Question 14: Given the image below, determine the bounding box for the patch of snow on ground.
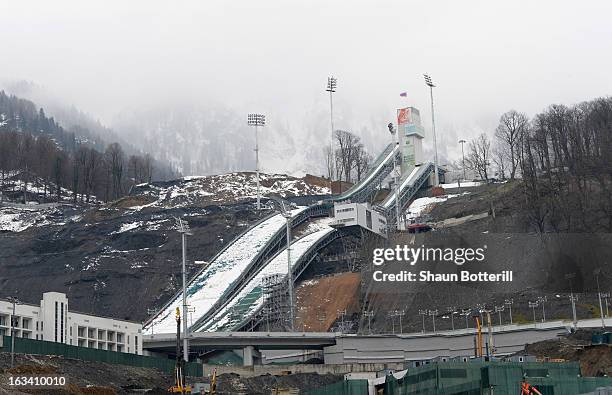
[440,181,483,189]
[405,193,466,222]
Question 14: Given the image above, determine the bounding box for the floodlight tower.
[424,74,439,186]
[277,200,295,331]
[247,113,266,210]
[176,218,193,362]
[326,77,337,193]
[459,139,467,181]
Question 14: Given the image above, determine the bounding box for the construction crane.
[169,307,191,394]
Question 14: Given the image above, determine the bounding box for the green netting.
[303,379,368,395]
[1,336,203,377]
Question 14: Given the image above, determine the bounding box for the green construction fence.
[1,335,203,377]
[303,379,368,395]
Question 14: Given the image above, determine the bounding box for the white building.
[331,202,387,237]
[0,292,142,354]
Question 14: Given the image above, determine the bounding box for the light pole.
[537,296,547,322]
[447,307,456,331]
[146,308,159,335]
[7,297,19,368]
[176,218,192,362]
[326,76,337,194]
[388,311,396,334]
[565,273,578,327]
[504,299,514,325]
[528,301,539,325]
[388,123,401,230]
[247,113,266,210]
[337,309,346,333]
[424,74,439,186]
[396,310,405,334]
[495,306,504,326]
[363,311,374,334]
[429,309,438,332]
[594,268,605,328]
[461,309,471,329]
[459,139,467,181]
[418,310,427,333]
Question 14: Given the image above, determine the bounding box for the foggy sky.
[1,0,611,168]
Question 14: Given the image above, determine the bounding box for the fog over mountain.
[1,0,610,176]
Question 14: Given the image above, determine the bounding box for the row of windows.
[336,207,355,213]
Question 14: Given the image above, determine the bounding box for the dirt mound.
[295,272,361,331]
[523,331,612,377]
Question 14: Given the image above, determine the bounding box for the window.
[366,210,372,229]
[60,303,64,343]
[54,301,58,342]
[36,321,38,331]
[21,332,30,339]
[135,336,138,352]
[22,319,30,330]
[0,315,6,326]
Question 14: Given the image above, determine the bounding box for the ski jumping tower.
[397,107,425,175]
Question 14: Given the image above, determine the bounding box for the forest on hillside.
[463,96,612,232]
[0,91,179,203]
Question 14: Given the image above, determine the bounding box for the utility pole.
[504,299,514,325]
[326,77,337,194]
[176,218,192,362]
[424,74,439,186]
[388,123,401,230]
[388,311,396,334]
[602,293,610,318]
[247,114,266,210]
[7,297,19,368]
[594,268,605,328]
[459,139,467,181]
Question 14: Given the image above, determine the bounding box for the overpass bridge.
[143,317,612,366]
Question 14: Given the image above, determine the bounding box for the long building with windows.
[0,292,142,354]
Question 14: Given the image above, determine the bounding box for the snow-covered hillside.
[131,172,330,208]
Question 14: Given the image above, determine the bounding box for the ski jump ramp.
[144,145,427,335]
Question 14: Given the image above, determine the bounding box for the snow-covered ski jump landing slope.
[144,208,306,334]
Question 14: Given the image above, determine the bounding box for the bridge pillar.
[243,345,256,366]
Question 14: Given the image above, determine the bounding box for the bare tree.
[467,133,491,181]
[495,110,528,180]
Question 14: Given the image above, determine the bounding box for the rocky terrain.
[0,172,329,322]
[0,352,174,394]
